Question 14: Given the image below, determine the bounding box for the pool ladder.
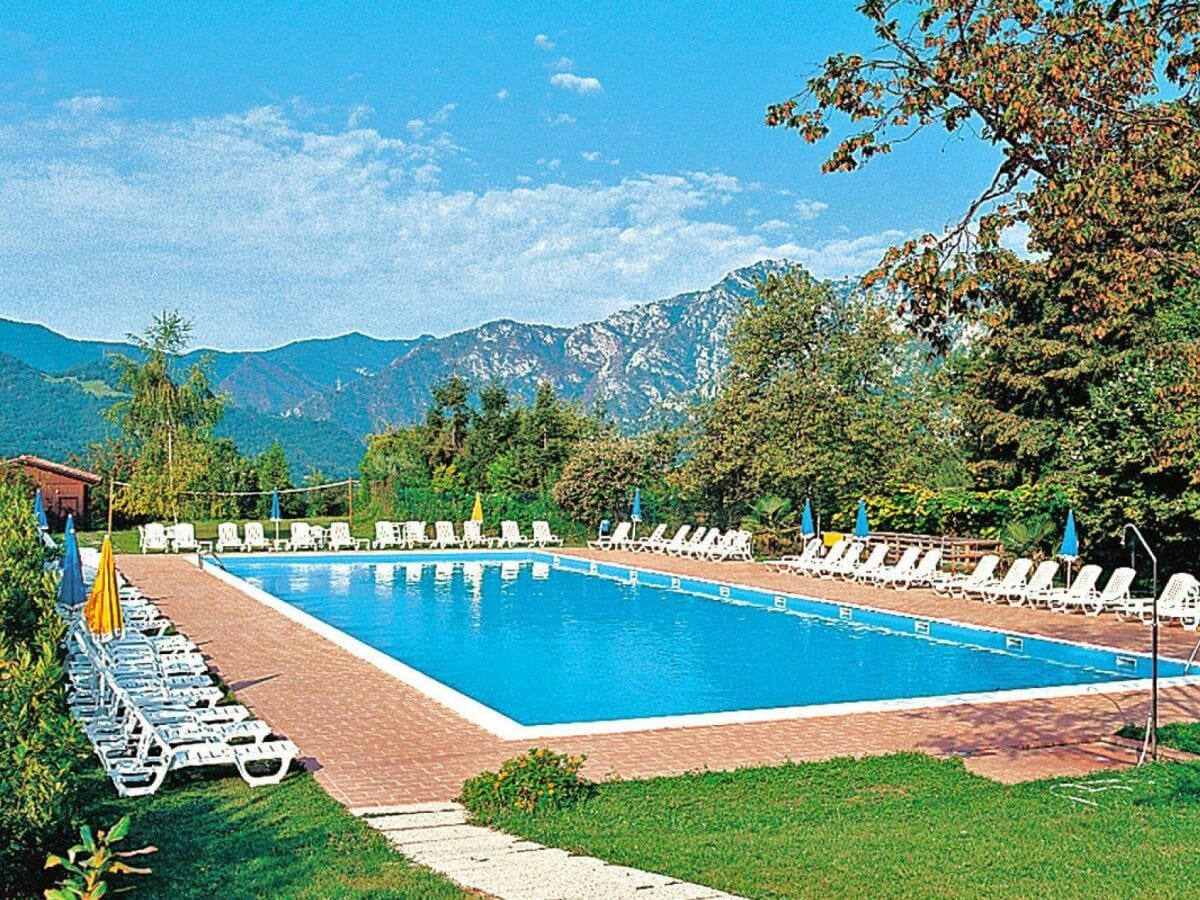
[1186,639,1200,675]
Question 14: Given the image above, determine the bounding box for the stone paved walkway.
[115,551,1200,808]
[355,803,739,899]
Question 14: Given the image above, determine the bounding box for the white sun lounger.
[242,522,270,552]
[287,522,318,551]
[819,541,863,579]
[461,520,493,548]
[975,558,1033,603]
[402,521,431,548]
[531,520,562,547]
[681,528,723,558]
[634,523,668,551]
[169,523,199,553]
[432,520,462,548]
[327,522,366,551]
[870,546,920,587]
[848,543,890,581]
[498,520,534,547]
[1009,560,1060,607]
[930,554,1000,597]
[374,521,402,549]
[1042,564,1103,613]
[588,521,631,550]
[1114,572,1200,628]
[139,523,169,554]
[659,525,696,555]
[215,523,241,553]
[764,538,822,573]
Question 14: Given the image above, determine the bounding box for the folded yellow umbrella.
[84,536,124,639]
[471,492,484,523]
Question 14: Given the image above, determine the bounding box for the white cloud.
[533,33,555,50]
[793,199,829,221]
[496,88,509,101]
[549,72,603,94]
[754,219,791,233]
[406,118,425,135]
[431,103,456,124]
[551,56,575,71]
[581,151,601,162]
[347,103,373,128]
[544,112,576,126]
[0,104,891,347]
[55,93,122,116]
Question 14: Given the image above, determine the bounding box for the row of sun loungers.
[372,519,562,549]
[765,539,1200,629]
[588,522,755,562]
[141,519,564,553]
[64,575,298,797]
[767,538,942,590]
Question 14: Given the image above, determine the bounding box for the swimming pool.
[213,551,1191,738]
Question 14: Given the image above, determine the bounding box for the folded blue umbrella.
[1058,509,1079,559]
[58,514,86,608]
[631,488,643,523]
[854,499,870,539]
[34,488,48,529]
[801,498,815,538]
[270,488,281,521]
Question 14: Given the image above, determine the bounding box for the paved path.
[116,551,1200,807]
[355,803,739,899]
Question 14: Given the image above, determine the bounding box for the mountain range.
[0,260,792,475]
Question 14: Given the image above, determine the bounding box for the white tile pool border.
[199,552,1200,742]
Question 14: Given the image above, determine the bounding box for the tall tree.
[767,0,1200,349]
[105,310,224,520]
[686,268,960,524]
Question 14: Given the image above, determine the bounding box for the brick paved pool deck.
[116,550,1200,807]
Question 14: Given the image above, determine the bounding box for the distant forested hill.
[1,260,804,472]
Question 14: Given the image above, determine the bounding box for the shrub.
[44,814,155,899]
[459,748,593,818]
[0,481,88,896]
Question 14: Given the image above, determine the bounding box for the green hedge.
[856,483,1073,539]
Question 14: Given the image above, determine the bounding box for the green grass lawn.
[73,769,464,899]
[469,750,1200,898]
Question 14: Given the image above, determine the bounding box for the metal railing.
[1123,523,1159,764]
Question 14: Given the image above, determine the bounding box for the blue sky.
[0,1,1001,348]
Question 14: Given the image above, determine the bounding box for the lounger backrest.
[820,539,847,566]
[609,521,631,543]
[699,528,722,548]
[915,548,942,576]
[1071,564,1103,596]
[1001,558,1033,587]
[890,546,920,573]
[174,523,196,543]
[798,539,822,561]
[435,521,456,543]
[218,523,238,545]
[643,523,667,543]
[1026,560,1059,593]
[291,522,311,542]
[330,522,351,543]
[245,522,265,545]
[463,520,482,542]
[405,521,426,542]
[144,523,167,547]
[970,555,1000,583]
[667,525,691,546]
[1098,567,1136,603]
[501,520,521,542]
[375,521,395,544]
[687,526,707,545]
[859,543,889,570]
[1158,573,1200,612]
[532,521,554,541]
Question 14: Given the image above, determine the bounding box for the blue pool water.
[223,553,1180,726]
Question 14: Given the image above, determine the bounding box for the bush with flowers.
[459,748,593,817]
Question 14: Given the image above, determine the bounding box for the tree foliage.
[104,311,225,520]
[685,268,961,524]
[552,433,679,528]
[767,0,1200,350]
